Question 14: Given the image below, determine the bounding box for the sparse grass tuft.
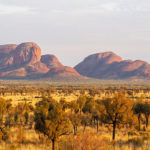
[128,137,144,146]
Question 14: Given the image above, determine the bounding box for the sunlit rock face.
[75,52,150,79]
[0,42,83,80]
[13,42,41,65]
[41,54,63,69]
[0,42,41,68]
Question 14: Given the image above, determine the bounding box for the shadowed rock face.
[0,42,82,79]
[41,54,63,69]
[0,45,18,67]
[0,44,17,55]
[45,66,80,77]
[41,55,81,78]
[75,52,150,79]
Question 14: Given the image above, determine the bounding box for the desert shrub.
[128,137,144,146]
[0,128,9,142]
[139,132,150,140]
[2,128,9,141]
[142,134,150,140]
[59,132,109,150]
[139,131,146,135]
[5,144,17,150]
[128,131,137,136]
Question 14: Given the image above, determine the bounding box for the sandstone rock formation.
[1,43,150,80]
[45,66,80,78]
[13,42,41,65]
[0,44,17,55]
[75,52,150,79]
[0,42,82,80]
[41,54,63,69]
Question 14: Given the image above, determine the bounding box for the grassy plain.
[1,80,150,150]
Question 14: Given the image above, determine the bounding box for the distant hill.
[0,42,86,80]
[75,52,150,79]
[0,43,150,81]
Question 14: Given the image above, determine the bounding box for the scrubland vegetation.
[1,81,150,149]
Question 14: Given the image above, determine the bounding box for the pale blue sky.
[0,0,150,66]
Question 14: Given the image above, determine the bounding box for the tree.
[143,103,150,129]
[89,88,97,97]
[34,98,71,150]
[0,98,8,141]
[92,102,102,133]
[59,98,68,111]
[80,113,92,132]
[77,96,86,115]
[69,113,81,135]
[133,102,145,131]
[101,93,131,140]
[0,98,7,120]
[83,97,102,133]
[24,112,29,125]
[68,100,79,113]
[14,103,26,125]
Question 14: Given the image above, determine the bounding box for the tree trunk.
[138,114,141,131]
[76,126,78,133]
[97,120,99,133]
[112,122,116,140]
[52,139,55,150]
[74,126,76,135]
[146,115,149,129]
[18,125,23,143]
[83,125,86,132]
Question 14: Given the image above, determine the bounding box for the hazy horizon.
[0,0,150,67]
